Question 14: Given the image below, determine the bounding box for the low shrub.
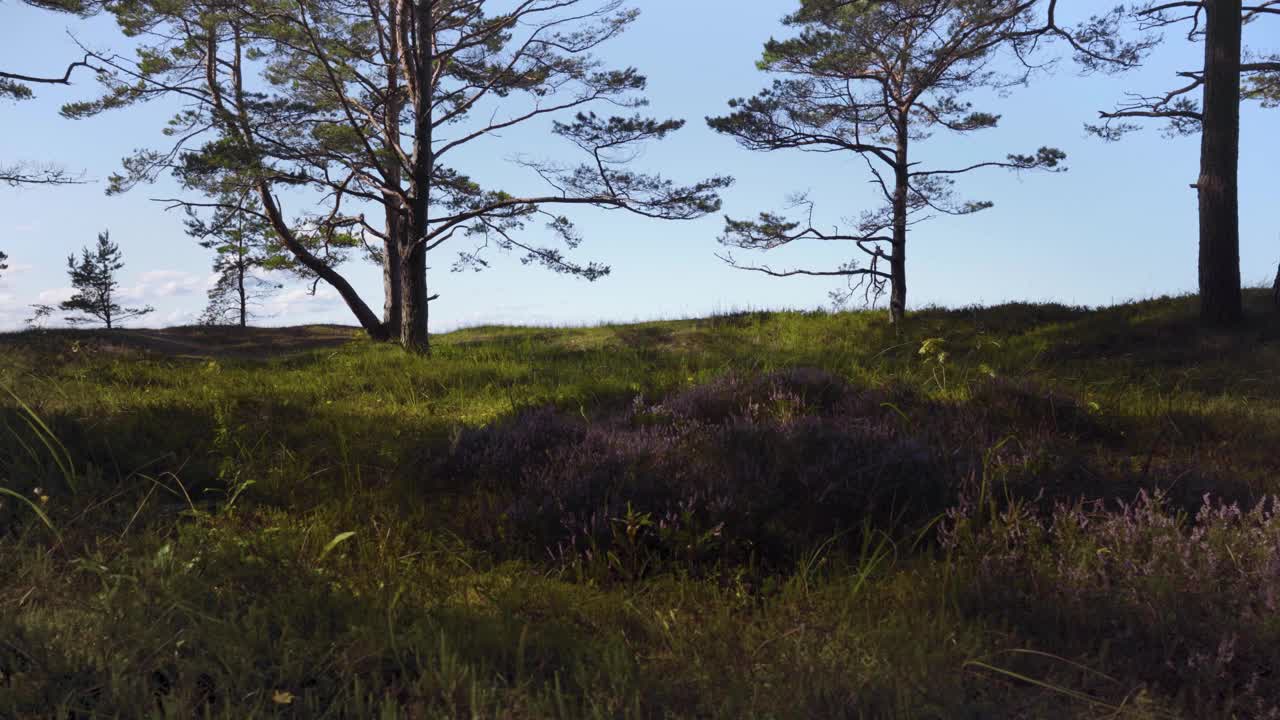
[442,370,953,576]
[946,490,1280,718]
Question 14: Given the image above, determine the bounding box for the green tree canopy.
[68,0,731,351]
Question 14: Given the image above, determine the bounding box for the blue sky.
[1,1,1276,331]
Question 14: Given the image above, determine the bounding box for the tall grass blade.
[3,385,77,495]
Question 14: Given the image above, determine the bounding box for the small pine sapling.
[59,230,153,329]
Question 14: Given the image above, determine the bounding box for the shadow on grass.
[0,527,648,718]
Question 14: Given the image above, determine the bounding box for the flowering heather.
[441,366,1240,579]
[439,369,954,572]
[947,491,1280,718]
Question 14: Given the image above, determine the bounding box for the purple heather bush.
[441,369,957,573]
[945,490,1280,718]
[439,368,1241,588]
[444,404,588,488]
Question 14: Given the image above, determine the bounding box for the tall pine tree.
[1089,1,1280,326]
[707,0,1109,324]
[68,0,731,352]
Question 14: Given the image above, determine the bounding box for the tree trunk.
[221,24,387,341]
[253,182,389,340]
[382,209,402,336]
[401,0,435,354]
[1272,260,1280,310]
[398,242,429,351]
[889,207,907,325]
[237,258,247,328]
[381,14,404,340]
[1197,0,1244,327]
[889,120,909,326]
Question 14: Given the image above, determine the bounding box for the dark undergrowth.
[1,290,1278,718]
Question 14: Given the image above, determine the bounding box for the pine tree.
[707,0,1097,324]
[68,0,731,352]
[1089,1,1280,327]
[187,197,284,327]
[60,231,153,329]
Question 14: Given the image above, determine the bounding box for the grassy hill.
[2,291,1279,718]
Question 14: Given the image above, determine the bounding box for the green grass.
[1,290,1278,718]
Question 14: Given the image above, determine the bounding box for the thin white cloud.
[277,286,338,303]
[260,285,343,321]
[36,287,75,304]
[0,277,351,331]
[449,303,560,329]
[0,263,34,290]
[0,292,49,330]
[159,307,200,327]
[118,270,208,301]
